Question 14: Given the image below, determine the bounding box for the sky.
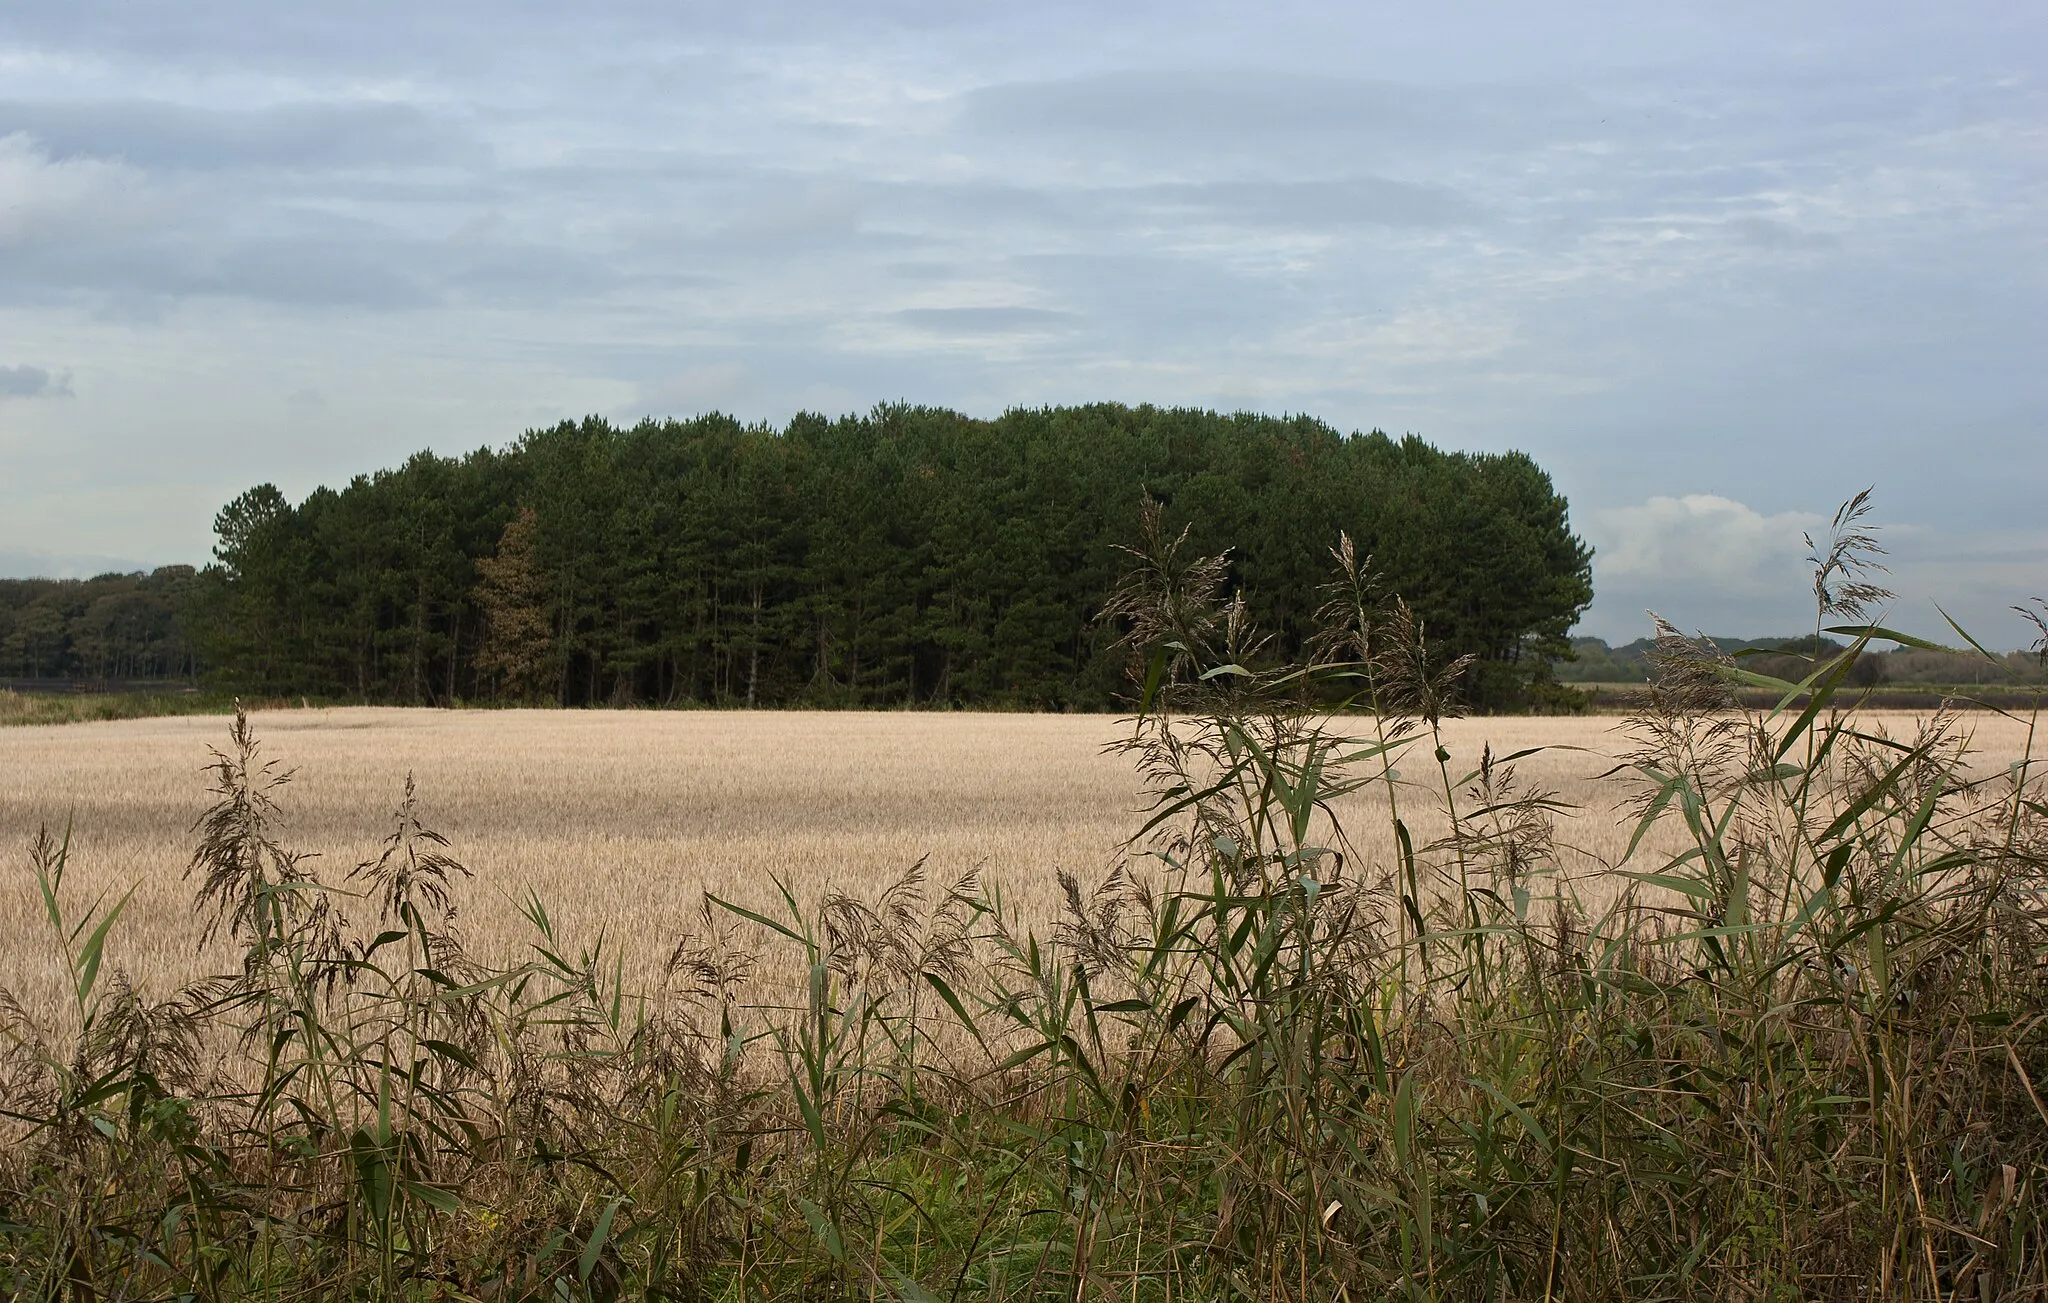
[1,1,2042,645]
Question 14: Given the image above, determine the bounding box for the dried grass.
[2,706,2029,1030]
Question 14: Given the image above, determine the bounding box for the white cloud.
[1579,494,1825,640]
[1578,496,2048,648]
[0,130,148,246]
[1590,493,1821,585]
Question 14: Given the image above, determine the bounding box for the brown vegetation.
[0,705,1805,1026]
[0,703,2032,1052]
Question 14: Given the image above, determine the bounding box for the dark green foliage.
[194,404,1592,711]
[0,567,203,682]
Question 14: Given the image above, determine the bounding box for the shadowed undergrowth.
[5,495,2048,1301]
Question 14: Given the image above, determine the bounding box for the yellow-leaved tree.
[471,505,556,703]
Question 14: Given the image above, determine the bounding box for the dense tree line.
[190,404,1594,710]
[0,568,203,682]
[1560,634,2048,687]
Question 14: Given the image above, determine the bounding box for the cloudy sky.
[1,1,2041,644]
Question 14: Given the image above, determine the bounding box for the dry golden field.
[1,706,2033,1025]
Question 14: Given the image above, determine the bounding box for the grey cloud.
[1729,217,1841,251]
[958,69,1592,160]
[0,237,420,310]
[0,364,70,398]
[894,306,1078,334]
[0,1,1005,76]
[1122,177,1479,230]
[1011,251,1297,338]
[703,186,873,254]
[0,219,615,312]
[0,99,482,171]
[617,169,1475,269]
[885,260,959,281]
[0,547,155,579]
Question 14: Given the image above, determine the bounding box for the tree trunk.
[745,584,762,708]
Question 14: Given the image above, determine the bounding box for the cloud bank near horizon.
[1,2,2041,645]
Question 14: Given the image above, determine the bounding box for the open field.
[2,705,2033,1027]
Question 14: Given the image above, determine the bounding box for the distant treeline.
[1558,634,2048,687]
[0,568,203,682]
[37,404,1599,711]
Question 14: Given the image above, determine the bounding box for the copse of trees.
[190,403,1594,710]
[0,567,203,682]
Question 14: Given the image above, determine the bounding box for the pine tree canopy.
[182,403,1594,711]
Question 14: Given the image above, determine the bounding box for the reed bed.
[3,499,2047,1300]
